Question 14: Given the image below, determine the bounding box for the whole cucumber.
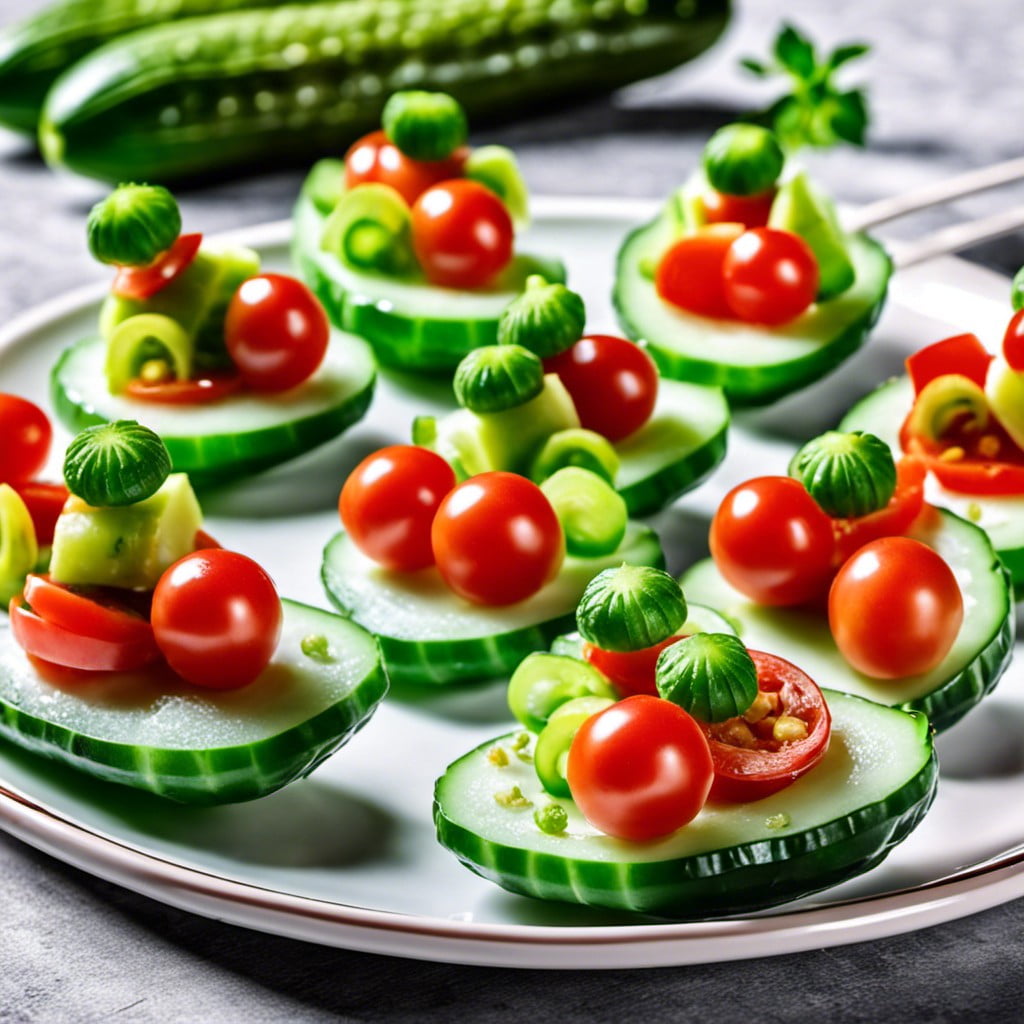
[0,0,323,135]
[40,0,730,184]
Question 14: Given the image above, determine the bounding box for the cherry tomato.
[544,335,659,442]
[710,476,836,606]
[722,228,819,326]
[125,372,243,405]
[566,695,713,841]
[0,394,51,483]
[829,537,963,679]
[151,549,282,690]
[345,129,468,206]
[1003,309,1024,371]
[582,634,683,698]
[654,224,743,320]
[702,187,776,228]
[702,650,831,803]
[431,472,564,606]
[193,529,221,550]
[411,180,513,289]
[225,274,329,393]
[906,333,992,394]
[340,445,456,572]
[12,481,69,545]
[112,233,202,301]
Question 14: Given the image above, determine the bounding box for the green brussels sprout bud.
[656,632,758,723]
[703,123,785,197]
[63,420,172,507]
[789,430,897,519]
[576,564,687,653]
[87,184,181,266]
[1012,265,1024,312]
[382,90,468,162]
[497,275,586,358]
[453,344,544,413]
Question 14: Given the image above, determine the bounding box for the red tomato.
[151,549,282,690]
[1003,309,1024,371]
[193,529,221,550]
[0,394,51,483]
[702,187,776,228]
[654,224,743,320]
[710,476,836,606]
[411,180,513,289]
[12,481,68,545]
[906,333,992,394]
[345,129,468,206]
[566,695,713,841]
[829,537,963,679]
[112,233,202,301]
[702,650,831,803]
[225,274,329,393]
[722,228,819,326]
[340,445,456,572]
[125,372,243,405]
[582,634,683,697]
[22,575,154,645]
[544,335,659,442]
[431,472,563,606]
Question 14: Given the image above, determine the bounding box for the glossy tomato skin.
[340,445,456,572]
[1003,309,1024,371]
[566,695,713,841]
[125,372,243,405]
[0,394,52,483]
[702,188,776,228]
[829,537,963,679]
[151,550,282,690]
[411,180,513,289]
[345,129,468,206]
[654,224,742,320]
[544,335,659,442]
[12,481,69,545]
[225,274,329,393]
[583,634,683,697]
[431,472,564,606]
[710,476,836,606]
[722,228,819,326]
[112,233,202,301]
[703,650,831,803]
[22,575,154,645]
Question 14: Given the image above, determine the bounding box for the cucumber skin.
[614,221,891,407]
[0,600,389,805]
[434,708,938,917]
[40,0,730,183]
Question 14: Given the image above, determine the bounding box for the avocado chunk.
[49,473,202,590]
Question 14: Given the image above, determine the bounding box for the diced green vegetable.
[534,696,613,797]
[533,803,568,835]
[464,145,530,225]
[576,564,687,653]
[507,652,616,733]
[497,276,585,358]
[453,344,544,413]
[382,90,468,162]
[789,430,896,518]
[104,313,193,394]
[321,183,415,276]
[702,123,783,197]
[86,183,181,266]
[529,428,619,486]
[0,485,39,606]
[656,632,758,722]
[63,421,171,508]
[540,468,627,558]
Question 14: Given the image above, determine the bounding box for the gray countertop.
[1,0,1023,1019]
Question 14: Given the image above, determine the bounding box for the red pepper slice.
[906,333,992,395]
[124,371,243,405]
[112,233,203,301]
[582,634,685,698]
[22,575,154,645]
[11,481,69,545]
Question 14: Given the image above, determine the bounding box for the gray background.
[1,0,1023,1020]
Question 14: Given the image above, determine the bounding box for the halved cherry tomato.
[411,180,513,289]
[345,129,468,206]
[655,224,743,320]
[702,188,776,228]
[1003,309,1024,371]
[582,634,683,698]
[112,233,202,301]
[151,549,282,690]
[340,445,456,572]
[9,596,160,672]
[22,575,154,645]
[722,227,819,326]
[11,481,68,545]
[710,476,836,606]
[0,394,51,483]
[701,650,831,803]
[906,333,992,395]
[829,537,963,679]
[544,335,659,442]
[431,472,563,606]
[225,274,329,393]
[566,694,713,841]
[124,372,243,405]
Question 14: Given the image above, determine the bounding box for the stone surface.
[1,0,1023,1019]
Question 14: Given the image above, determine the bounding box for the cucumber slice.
[682,509,1014,732]
[293,160,566,372]
[434,690,937,917]
[321,522,664,686]
[50,329,376,489]
[841,375,1024,587]
[613,213,891,406]
[0,600,388,804]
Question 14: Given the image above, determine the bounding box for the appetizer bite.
[0,423,387,803]
[434,567,937,917]
[614,123,891,404]
[292,90,563,372]
[52,184,376,488]
[683,430,1014,730]
[841,288,1024,587]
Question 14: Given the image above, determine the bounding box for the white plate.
[0,197,1022,970]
